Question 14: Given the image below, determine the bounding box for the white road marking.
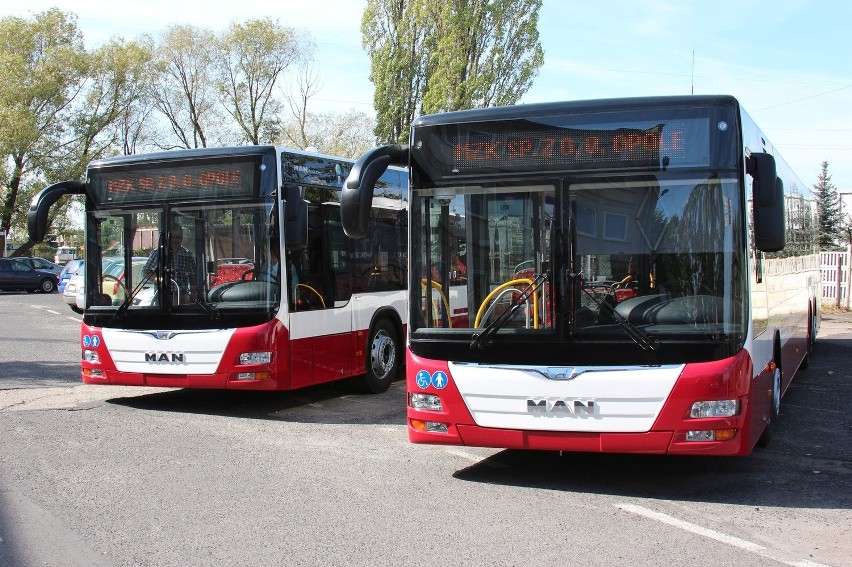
[46,309,60,315]
[615,503,831,567]
[67,317,82,323]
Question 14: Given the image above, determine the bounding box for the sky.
[3,0,851,194]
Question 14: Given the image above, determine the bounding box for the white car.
[62,264,85,313]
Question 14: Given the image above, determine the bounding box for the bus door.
[288,204,355,388]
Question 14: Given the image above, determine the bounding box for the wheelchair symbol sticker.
[415,370,431,389]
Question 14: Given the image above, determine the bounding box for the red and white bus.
[29,146,408,392]
[342,95,819,455]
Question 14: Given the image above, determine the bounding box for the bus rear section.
[342,95,818,456]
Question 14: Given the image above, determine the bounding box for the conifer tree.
[814,161,843,249]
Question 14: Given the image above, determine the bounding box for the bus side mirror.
[341,144,409,238]
[283,184,308,251]
[27,180,86,243]
[748,153,785,252]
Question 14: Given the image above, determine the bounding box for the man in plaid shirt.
[143,223,196,296]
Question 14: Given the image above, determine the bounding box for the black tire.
[39,279,56,293]
[359,318,401,394]
[757,364,781,448]
[801,305,814,369]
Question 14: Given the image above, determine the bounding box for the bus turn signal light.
[686,428,737,442]
[410,419,448,433]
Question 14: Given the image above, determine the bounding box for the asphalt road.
[0,292,850,566]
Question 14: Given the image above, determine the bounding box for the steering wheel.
[420,279,451,327]
[101,274,128,303]
[241,268,278,284]
[294,283,325,310]
[474,278,539,328]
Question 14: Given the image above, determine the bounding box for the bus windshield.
[413,172,745,339]
[87,200,278,325]
[82,149,280,329]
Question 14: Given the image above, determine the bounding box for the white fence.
[820,251,851,306]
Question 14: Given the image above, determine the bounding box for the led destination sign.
[90,157,261,204]
[445,118,710,174]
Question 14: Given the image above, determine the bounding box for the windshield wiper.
[193,295,220,319]
[471,273,548,349]
[577,282,659,352]
[111,271,155,320]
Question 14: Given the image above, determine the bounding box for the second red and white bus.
[29,146,408,392]
[342,95,819,455]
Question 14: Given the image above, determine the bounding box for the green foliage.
[422,0,544,114]
[150,24,221,149]
[362,0,544,144]
[0,8,89,249]
[814,161,843,249]
[218,18,312,145]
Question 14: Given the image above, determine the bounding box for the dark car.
[14,256,65,276]
[58,258,84,293]
[0,258,58,293]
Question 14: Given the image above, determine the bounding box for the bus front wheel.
[360,318,400,394]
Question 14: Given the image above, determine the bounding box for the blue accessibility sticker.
[431,371,448,390]
[415,370,431,389]
[82,335,100,348]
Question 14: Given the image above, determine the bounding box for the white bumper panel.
[101,328,237,374]
[449,362,685,433]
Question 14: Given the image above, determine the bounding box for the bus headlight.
[410,392,442,411]
[239,352,272,365]
[82,350,100,363]
[690,399,739,418]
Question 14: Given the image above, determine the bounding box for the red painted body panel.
[80,319,366,391]
[406,349,771,456]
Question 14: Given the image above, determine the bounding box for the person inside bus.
[143,223,196,299]
[258,246,280,282]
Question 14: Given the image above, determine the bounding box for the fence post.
[837,253,843,309]
[846,245,852,310]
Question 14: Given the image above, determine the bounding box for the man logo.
[527,399,596,415]
[145,352,186,363]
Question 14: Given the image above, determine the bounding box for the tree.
[279,65,376,157]
[361,0,434,144]
[281,110,376,159]
[362,0,544,144]
[150,25,227,149]
[217,18,312,145]
[814,160,843,249]
[422,0,544,114]
[0,9,89,257]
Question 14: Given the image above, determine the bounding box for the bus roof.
[412,94,740,127]
[87,145,278,169]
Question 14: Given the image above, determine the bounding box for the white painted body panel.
[101,328,236,374]
[450,362,685,433]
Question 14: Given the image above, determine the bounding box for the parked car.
[57,258,84,293]
[62,264,86,312]
[101,258,149,305]
[0,258,58,293]
[15,256,65,276]
[63,257,146,312]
